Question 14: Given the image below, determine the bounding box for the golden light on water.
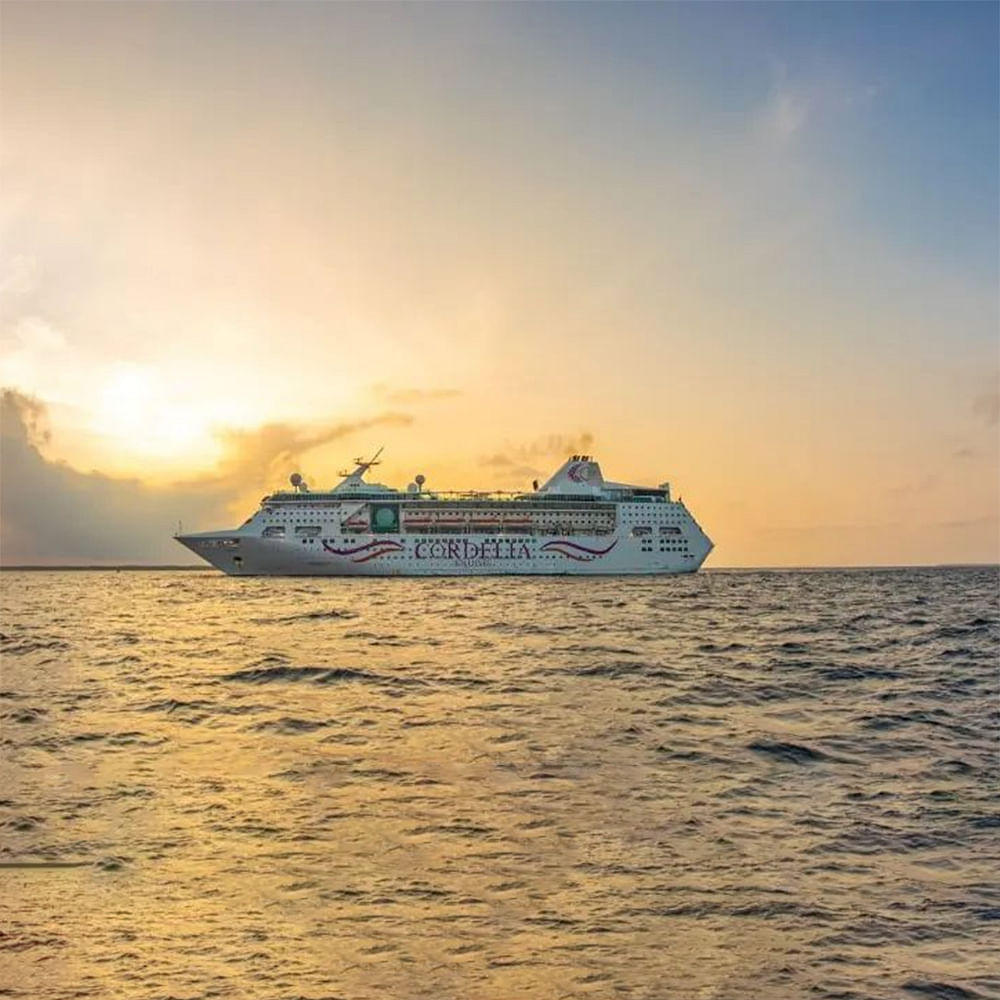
[4,568,998,996]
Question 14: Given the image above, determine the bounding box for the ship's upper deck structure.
[262,454,672,507]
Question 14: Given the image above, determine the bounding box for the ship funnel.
[538,456,605,494]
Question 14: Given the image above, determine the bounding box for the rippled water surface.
[2,567,998,999]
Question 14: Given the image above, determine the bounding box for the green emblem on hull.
[371,504,399,532]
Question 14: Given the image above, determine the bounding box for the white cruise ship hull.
[177,531,712,577]
[175,453,714,577]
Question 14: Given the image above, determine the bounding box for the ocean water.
[1,567,998,1000]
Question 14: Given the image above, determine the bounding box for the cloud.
[182,412,412,493]
[478,433,595,486]
[755,65,880,145]
[0,254,38,304]
[763,87,809,141]
[369,384,463,405]
[884,473,940,500]
[933,514,1000,531]
[4,387,51,446]
[972,383,1000,426]
[480,432,594,468]
[5,316,67,353]
[0,389,411,565]
[508,464,544,483]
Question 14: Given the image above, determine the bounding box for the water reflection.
[2,568,998,998]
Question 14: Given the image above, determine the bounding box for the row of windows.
[262,517,615,531]
[260,502,683,517]
[619,510,687,522]
[296,550,614,561]
[263,516,690,535]
[287,529,623,544]
[268,525,621,539]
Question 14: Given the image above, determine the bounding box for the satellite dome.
[290,472,303,487]
[415,474,426,487]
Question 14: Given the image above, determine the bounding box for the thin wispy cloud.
[0,254,38,302]
[756,61,880,145]
[972,383,1000,427]
[478,433,596,485]
[369,384,463,405]
[480,433,595,467]
[763,87,810,142]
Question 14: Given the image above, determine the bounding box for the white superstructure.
[175,453,713,576]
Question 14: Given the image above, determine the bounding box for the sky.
[1,1,997,567]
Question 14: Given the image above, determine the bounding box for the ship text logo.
[414,539,531,561]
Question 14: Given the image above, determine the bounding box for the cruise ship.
[175,452,713,576]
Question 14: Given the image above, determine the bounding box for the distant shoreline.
[0,564,213,571]
[1,563,996,573]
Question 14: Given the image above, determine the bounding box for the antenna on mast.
[356,446,383,470]
[339,446,384,478]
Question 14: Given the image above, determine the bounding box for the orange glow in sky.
[1,3,997,566]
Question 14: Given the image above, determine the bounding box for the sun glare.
[91,365,224,475]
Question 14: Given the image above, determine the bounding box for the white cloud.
[765,87,809,141]
[755,61,881,145]
[0,254,38,303]
[0,315,72,398]
[7,314,66,352]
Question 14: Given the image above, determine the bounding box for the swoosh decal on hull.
[540,538,619,559]
[322,539,404,563]
[322,539,403,557]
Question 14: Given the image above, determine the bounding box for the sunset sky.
[1,1,997,566]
